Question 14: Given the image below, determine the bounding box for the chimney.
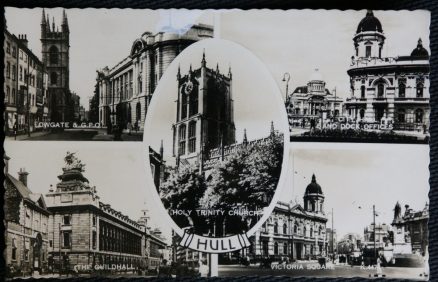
[18,34,28,48]
[4,154,10,174]
[18,168,29,186]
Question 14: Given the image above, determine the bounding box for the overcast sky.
[145,38,287,160]
[5,9,430,110]
[285,143,429,239]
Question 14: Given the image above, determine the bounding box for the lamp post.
[373,205,377,262]
[282,72,291,102]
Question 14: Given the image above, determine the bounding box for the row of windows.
[178,121,197,155]
[99,221,142,255]
[268,221,324,237]
[357,83,425,99]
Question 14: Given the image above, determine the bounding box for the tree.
[89,87,99,123]
[159,164,208,233]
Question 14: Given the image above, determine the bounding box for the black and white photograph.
[215,145,430,279]
[144,38,288,244]
[3,142,172,279]
[4,8,215,141]
[220,10,430,144]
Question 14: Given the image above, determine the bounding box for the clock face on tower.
[184,81,194,94]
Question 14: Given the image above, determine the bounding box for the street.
[218,263,428,280]
[5,128,143,141]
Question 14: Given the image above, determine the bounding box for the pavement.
[5,128,144,141]
[218,263,428,280]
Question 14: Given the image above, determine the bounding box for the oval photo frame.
[144,38,290,253]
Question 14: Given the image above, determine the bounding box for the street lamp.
[282,72,291,102]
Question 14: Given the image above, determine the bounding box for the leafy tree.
[159,164,207,233]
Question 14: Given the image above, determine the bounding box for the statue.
[64,151,86,172]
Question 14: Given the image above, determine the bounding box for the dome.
[305,174,323,195]
[309,68,323,82]
[356,10,383,33]
[411,38,429,58]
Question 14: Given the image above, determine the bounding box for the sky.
[284,143,429,239]
[145,38,288,160]
[5,9,430,110]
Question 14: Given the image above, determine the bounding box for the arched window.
[49,46,59,65]
[294,224,298,234]
[319,226,322,236]
[274,222,278,234]
[415,109,424,123]
[181,92,188,119]
[416,82,424,98]
[377,83,385,98]
[283,243,288,255]
[310,227,313,238]
[360,109,365,119]
[189,90,198,117]
[188,121,196,153]
[360,85,365,99]
[178,124,186,155]
[274,242,278,255]
[303,226,307,237]
[50,72,58,85]
[397,109,406,123]
[398,79,406,98]
[283,223,287,235]
[366,46,371,57]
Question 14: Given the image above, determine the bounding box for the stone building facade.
[247,174,328,260]
[44,152,167,272]
[286,69,343,124]
[345,10,430,130]
[392,202,429,255]
[4,28,49,135]
[96,24,213,131]
[4,155,50,275]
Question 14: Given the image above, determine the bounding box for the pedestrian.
[127,121,132,135]
[199,260,209,277]
[376,255,383,277]
[13,121,18,140]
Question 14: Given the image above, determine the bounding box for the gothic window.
[188,121,196,154]
[415,109,424,123]
[283,223,287,234]
[416,82,424,98]
[181,92,188,119]
[178,124,186,155]
[274,222,278,234]
[361,85,365,98]
[398,109,406,123]
[366,46,371,57]
[274,242,279,255]
[49,46,59,65]
[377,83,385,98]
[398,79,406,98]
[189,90,198,117]
[51,72,58,85]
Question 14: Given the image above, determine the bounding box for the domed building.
[286,69,343,126]
[96,24,213,131]
[246,174,328,261]
[345,10,430,130]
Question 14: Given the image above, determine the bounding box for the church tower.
[173,51,236,167]
[41,9,71,122]
[353,10,385,59]
[303,174,325,214]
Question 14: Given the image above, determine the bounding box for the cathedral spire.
[160,140,164,158]
[201,49,206,67]
[41,9,47,36]
[243,129,248,144]
[46,14,51,32]
[270,121,275,137]
[228,64,232,78]
[52,16,55,32]
[62,9,69,32]
[41,9,46,24]
[177,64,181,80]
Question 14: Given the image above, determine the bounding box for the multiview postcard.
[2,7,431,281]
